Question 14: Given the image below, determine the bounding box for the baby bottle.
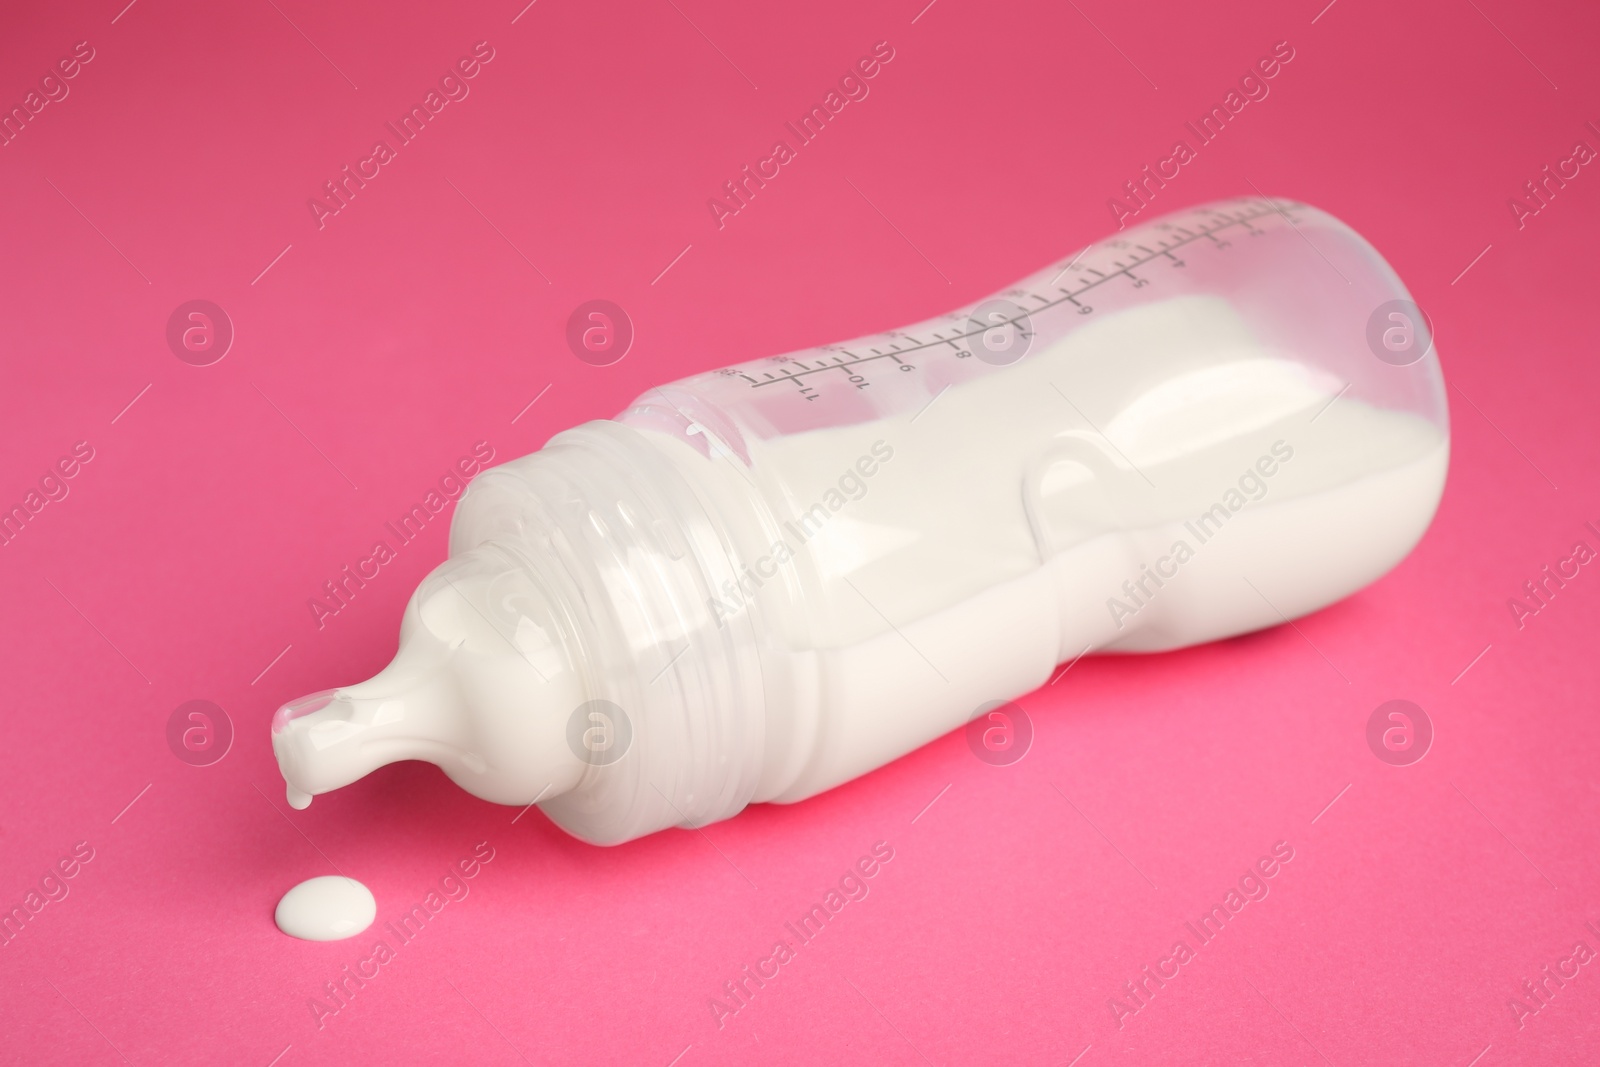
[272,197,1448,845]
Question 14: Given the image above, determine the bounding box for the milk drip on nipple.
[271,198,1449,845]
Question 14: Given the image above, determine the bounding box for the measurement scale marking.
[750,203,1286,388]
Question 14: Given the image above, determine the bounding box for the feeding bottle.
[272,197,1448,844]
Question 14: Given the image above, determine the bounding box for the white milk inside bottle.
[272,198,1448,845]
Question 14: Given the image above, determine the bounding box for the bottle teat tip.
[287,785,313,810]
[273,688,338,734]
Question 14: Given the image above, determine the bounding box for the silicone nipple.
[272,688,337,733]
[272,691,339,808]
[270,547,588,813]
[271,648,462,809]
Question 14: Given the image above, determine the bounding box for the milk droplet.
[275,876,376,941]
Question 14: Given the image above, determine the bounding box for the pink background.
[2,0,1599,1063]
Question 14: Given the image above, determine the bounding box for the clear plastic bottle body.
[281,198,1448,844]
[572,197,1449,805]
[617,198,1443,441]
